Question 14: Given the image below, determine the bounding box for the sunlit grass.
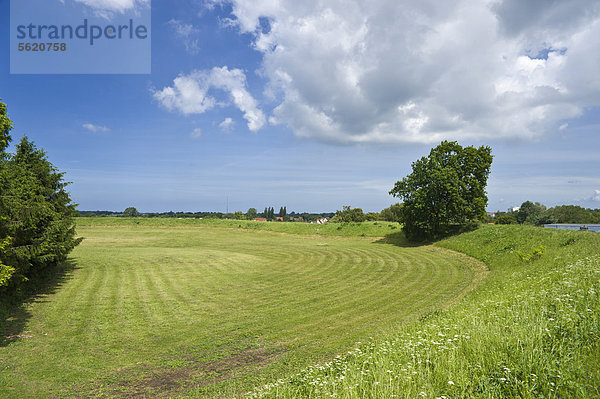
[73,217,402,237]
[0,220,480,398]
[248,225,600,398]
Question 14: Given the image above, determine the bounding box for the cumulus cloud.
[593,190,600,202]
[190,127,203,139]
[153,66,266,132]
[168,19,200,55]
[82,123,110,132]
[219,117,235,132]
[214,0,600,144]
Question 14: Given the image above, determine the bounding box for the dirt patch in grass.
[85,345,284,398]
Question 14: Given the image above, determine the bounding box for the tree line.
[80,207,337,222]
[0,100,81,305]
[492,202,600,225]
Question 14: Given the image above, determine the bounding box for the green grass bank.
[247,225,600,398]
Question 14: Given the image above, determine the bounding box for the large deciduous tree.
[0,101,13,286]
[389,141,493,241]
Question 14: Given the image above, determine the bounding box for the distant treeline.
[79,204,406,224]
[79,209,336,222]
[490,202,600,225]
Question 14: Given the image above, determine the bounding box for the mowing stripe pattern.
[0,225,483,398]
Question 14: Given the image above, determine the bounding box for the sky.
[1,0,599,213]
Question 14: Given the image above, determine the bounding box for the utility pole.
[226,196,229,214]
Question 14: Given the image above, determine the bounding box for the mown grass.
[0,219,481,398]
[74,217,401,237]
[248,225,600,398]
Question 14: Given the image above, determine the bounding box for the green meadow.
[0,218,483,398]
[250,225,600,398]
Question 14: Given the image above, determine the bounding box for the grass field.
[250,225,600,398]
[0,218,484,398]
[73,217,402,237]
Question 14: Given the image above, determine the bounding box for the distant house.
[487,212,496,218]
[253,218,267,222]
[275,217,284,221]
[508,206,521,213]
[315,217,329,224]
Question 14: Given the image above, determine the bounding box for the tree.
[546,205,594,224]
[390,141,493,241]
[0,135,82,288]
[123,207,140,217]
[516,201,546,224]
[0,101,13,287]
[364,212,380,221]
[495,213,517,224]
[246,208,257,219]
[331,206,365,223]
[380,203,403,223]
[0,101,11,153]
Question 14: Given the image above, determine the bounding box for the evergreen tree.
[0,100,81,290]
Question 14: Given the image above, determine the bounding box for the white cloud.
[69,0,149,15]
[593,190,600,201]
[168,19,200,55]
[219,117,235,132]
[215,0,600,144]
[82,123,110,132]
[154,66,266,132]
[190,127,203,138]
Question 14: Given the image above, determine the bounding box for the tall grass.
[246,225,600,398]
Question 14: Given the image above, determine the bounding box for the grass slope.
[0,219,481,398]
[249,225,600,398]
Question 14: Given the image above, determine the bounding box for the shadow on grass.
[0,259,79,347]
[375,224,486,248]
[372,232,430,247]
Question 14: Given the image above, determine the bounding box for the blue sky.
[1,0,599,213]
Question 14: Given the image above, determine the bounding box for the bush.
[331,206,365,223]
[496,213,517,224]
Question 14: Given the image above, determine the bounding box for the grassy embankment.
[0,218,482,398]
[248,225,600,398]
[73,217,402,237]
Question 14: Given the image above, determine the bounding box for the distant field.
[74,217,402,237]
[0,219,483,398]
